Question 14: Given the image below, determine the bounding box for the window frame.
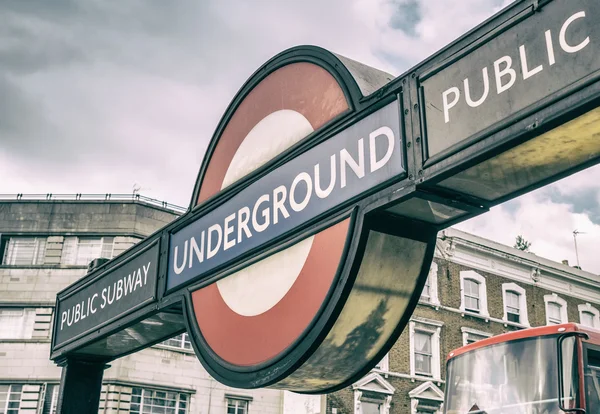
[544,293,568,325]
[61,236,115,266]
[413,331,433,376]
[501,283,530,326]
[130,386,189,414]
[225,396,251,414]
[0,384,23,414]
[374,353,389,372]
[419,262,440,306]
[460,327,492,346]
[352,374,394,414]
[578,303,600,328]
[1,236,47,266]
[409,381,444,414]
[409,318,443,380]
[41,383,59,414]
[0,307,36,340]
[158,333,193,352]
[459,271,489,317]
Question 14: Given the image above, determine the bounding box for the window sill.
[0,265,88,270]
[0,338,51,343]
[418,300,441,310]
[152,344,195,354]
[459,309,490,322]
[372,369,445,385]
[501,318,530,328]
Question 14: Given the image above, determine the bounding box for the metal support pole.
[56,358,107,414]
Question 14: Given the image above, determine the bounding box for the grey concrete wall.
[0,201,179,236]
[104,347,284,414]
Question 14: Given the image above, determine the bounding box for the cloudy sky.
[1,0,599,274]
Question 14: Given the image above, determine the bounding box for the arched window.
[544,294,568,325]
[578,304,600,328]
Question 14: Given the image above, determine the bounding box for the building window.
[374,353,389,372]
[160,333,192,351]
[352,374,394,414]
[226,398,248,414]
[578,304,600,328]
[502,283,529,326]
[61,237,114,266]
[461,327,492,346]
[547,303,562,324]
[409,381,444,414]
[582,312,595,327]
[459,271,489,317]
[0,384,22,414]
[421,277,431,301]
[463,279,479,312]
[130,387,188,414]
[361,401,381,414]
[420,262,439,306]
[42,384,59,414]
[414,332,433,376]
[0,308,36,339]
[1,237,46,265]
[505,291,520,322]
[544,294,568,325]
[409,318,443,380]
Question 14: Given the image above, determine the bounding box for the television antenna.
[573,229,586,269]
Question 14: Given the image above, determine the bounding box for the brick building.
[325,228,600,414]
[0,195,323,414]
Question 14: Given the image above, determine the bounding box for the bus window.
[586,348,600,412]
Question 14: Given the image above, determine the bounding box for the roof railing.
[0,193,187,214]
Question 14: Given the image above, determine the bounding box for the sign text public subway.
[53,243,159,348]
[167,101,404,290]
[422,0,600,158]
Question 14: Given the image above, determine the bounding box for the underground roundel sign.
[167,46,437,392]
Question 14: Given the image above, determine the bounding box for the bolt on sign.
[51,0,600,395]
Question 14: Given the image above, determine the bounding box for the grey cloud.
[388,0,422,37]
[545,187,600,226]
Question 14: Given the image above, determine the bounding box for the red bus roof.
[447,323,600,361]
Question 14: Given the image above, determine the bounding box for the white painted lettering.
[223,213,236,250]
[519,44,543,80]
[464,67,490,107]
[340,138,365,188]
[559,11,590,54]
[116,279,123,301]
[237,206,252,242]
[90,293,98,314]
[369,126,395,173]
[442,87,460,123]
[174,241,188,275]
[272,185,290,224]
[189,234,204,268]
[545,30,556,65]
[134,271,143,289]
[314,155,336,199]
[61,311,67,330]
[494,55,516,94]
[207,223,223,259]
[252,195,270,233]
[143,262,150,284]
[290,172,313,212]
